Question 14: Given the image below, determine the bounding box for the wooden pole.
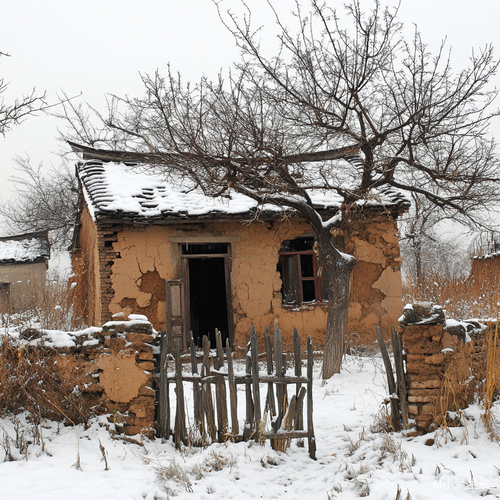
[202,335,216,442]
[293,328,303,430]
[264,326,276,416]
[226,338,239,437]
[243,335,254,440]
[214,329,229,442]
[174,340,187,447]
[250,326,261,437]
[158,331,169,439]
[375,326,401,431]
[307,336,316,459]
[391,326,409,428]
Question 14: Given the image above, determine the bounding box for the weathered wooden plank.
[243,338,254,440]
[214,329,229,442]
[250,326,261,436]
[226,338,238,437]
[391,325,409,429]
[376,326,401,431]
[264,326,276,416]
[273,325,285,432]
[158,331,169,439]
[174,340,187,447]
[190,336,204,440]
[202,335,216,442]
[166,374,310,384]
[307,337,316,460]
[293,328,303,430]
[283,394,297,431]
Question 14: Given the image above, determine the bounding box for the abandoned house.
[0,231,50,312]
[71,157,409,349]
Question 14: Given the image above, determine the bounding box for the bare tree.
[399,193,470,286]
[0,157,78,250]
[62,0,500,377]
[0,52,47,136]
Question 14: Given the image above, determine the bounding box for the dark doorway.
[188,257,229,347]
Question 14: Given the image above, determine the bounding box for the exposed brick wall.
[97,225,121,325]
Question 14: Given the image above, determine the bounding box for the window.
[278,236,344,305]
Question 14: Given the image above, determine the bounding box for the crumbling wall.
[347,218,403,345]
[71,205,101,326]
[51,316,156,435]
[78,215,403,349]
[400,303,489,431]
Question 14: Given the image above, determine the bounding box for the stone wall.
[51,315,157,436]
[399,303,487,431]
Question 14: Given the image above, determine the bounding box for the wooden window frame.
[279,250,328,305]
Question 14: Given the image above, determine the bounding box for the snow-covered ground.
[0,353,499,500]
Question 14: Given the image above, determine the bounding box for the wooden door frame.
[180,247,234,348]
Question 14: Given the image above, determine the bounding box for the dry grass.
[482,321,500,442]
[402,271,499,320]
[0,336,98,425]
[0,273,83,332]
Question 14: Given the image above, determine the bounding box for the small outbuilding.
[0,231,50,311]
[71,157,409,349]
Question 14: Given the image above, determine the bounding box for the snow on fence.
[157,326,316,459]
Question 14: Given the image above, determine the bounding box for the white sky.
[1,0,500,236]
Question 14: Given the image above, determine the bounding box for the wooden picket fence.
[157,325,316,459]
[375,325,409,431]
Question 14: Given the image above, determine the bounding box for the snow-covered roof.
[0,232,50,265]
[77,160,409,223]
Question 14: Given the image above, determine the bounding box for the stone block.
[126,333,154,344]
[408,395,436,403]
[420,404,434,415]
[408,404,419,415]
[408,389,439,398]
[424,353,445,365]
[409,380,441,389]
[137,361,155,372]
[138,386,156,397]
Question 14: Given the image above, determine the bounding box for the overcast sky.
[1,0,500,237]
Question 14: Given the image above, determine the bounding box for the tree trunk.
[315,230,357,379]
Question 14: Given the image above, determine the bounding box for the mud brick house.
[71,157,409,349]
[0,231,50,311]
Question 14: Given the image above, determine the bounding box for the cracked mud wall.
[346,218,403,344]
[71,205,101,326]
[92,216,403,349]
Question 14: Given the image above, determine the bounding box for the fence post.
[391,326,408,428]
[174,340,187,447]
[226,338,239,437]
[214,329,229,442]
[202,335,216,442]
[307,336,316,459]
[158,331,169,439]
[376,325,401,431]
[250,326,261,437]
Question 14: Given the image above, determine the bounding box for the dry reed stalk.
[403,271,500,320]
[482,320,499,441]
